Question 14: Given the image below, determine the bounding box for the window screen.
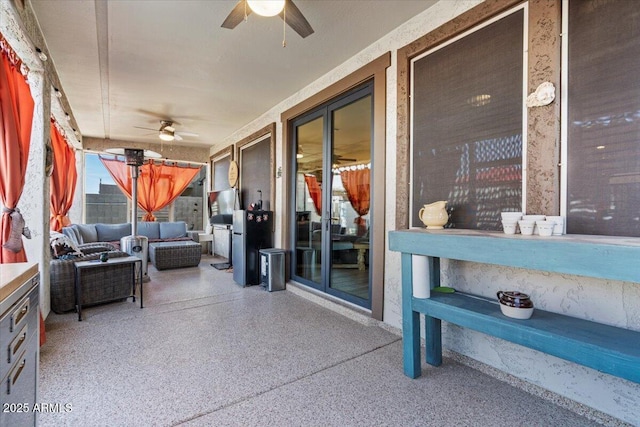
[213,156,231,191]
[567,1,640,237]
[411,9,524,230]
[240,137,271,210]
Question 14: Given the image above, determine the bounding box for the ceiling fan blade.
[280,0,314,38]
[221,1,251,29]
[134,126,158,131]
[177,131,199,137]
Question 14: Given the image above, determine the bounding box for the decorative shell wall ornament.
[526,82,556,107]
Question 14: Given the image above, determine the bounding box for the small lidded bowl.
[518,219,535,236]
[497,291,534,319]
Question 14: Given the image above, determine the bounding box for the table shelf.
[415,292,640,383]
[388,229,640,382]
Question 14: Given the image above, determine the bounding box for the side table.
[74,256,143,321]
[198,233,214,255]
[353,242,370,271]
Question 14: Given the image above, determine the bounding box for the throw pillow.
[50,232,83,259]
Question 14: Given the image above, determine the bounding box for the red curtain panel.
[49,119,77,231]
[303,174,322,216]
[0,34,34,263]
[100,157,201,221]
[340,168,370,235]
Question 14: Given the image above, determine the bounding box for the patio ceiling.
[29,0,438,149]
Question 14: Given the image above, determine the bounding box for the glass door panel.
[328,95,372,303]
[294,114,325,287]
[291,82,373,308]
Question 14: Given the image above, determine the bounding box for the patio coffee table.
[74,256,143,321]
[149,241,202,270]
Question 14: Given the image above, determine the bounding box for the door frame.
[281,53,389,320]
[290,84,374,308]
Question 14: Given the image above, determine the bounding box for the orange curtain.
[303,174,322,216]
[0,34,34,263]
[49,120,77,231]
[340,168,370,235]
[99,157,201,221]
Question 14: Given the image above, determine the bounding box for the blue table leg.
[425,256,442,366]
[401,252,421,378]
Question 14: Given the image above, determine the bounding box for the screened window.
[85,153,128,223]
[212,155,231,192]
[566,0,640,237]
[411,8,524,230]
[84,152,205,230]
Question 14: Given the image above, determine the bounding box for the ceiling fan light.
[159,129,175,141]
[247,0,285,17]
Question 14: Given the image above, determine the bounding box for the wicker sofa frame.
[49,243,132,313]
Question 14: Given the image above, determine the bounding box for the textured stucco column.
[68,149,84,224]
[21,70,52,317]
[526,0,561,215]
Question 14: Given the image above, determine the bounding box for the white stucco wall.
[211,0,640,423]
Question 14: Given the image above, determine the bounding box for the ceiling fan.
[333,154,357,164]
[134,120,198,142]
[221,0,314,39]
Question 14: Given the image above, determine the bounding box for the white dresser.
[1,263,39,427]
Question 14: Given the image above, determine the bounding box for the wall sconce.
[35,47,47,61]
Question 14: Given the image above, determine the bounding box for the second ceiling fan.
[221,0,314,39]
[135,120,198,142]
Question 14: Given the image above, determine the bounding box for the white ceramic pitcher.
[418,201,448,229]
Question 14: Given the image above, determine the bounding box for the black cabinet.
[232,210,273,286]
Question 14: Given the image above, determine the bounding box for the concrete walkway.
[39,255,607,426]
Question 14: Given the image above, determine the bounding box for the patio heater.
[106,148,161,280]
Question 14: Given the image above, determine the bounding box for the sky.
[84,153,116,194]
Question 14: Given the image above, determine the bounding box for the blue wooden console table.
[388,229,640,383]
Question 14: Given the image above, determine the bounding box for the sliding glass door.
[292,83,373,308]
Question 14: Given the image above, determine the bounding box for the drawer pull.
[8,325,28,363]
[7,356,26,395]
[10,298,30,332]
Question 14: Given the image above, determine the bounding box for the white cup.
[502,221,518,235]
[536,220,554,237]
[546,216,565,235]
[518,219,535,236]
[501,211,523,221]
[523,215,545,234]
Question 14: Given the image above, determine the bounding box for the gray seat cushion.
[159,221,187,239]
[95,223,131,242]
[76,223,99,244]
[137,222,161,239]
